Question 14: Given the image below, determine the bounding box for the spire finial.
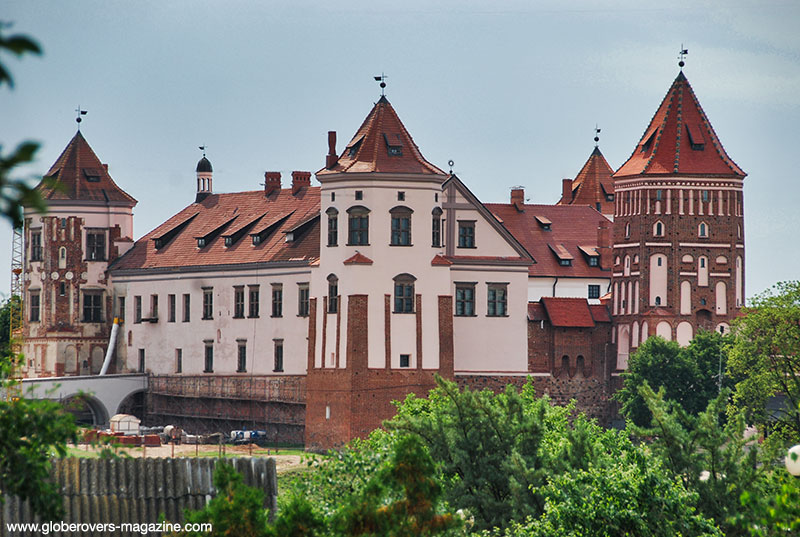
[594,124,601,147]
[374,73,387,96]
[678,44,688,70]
[75,106,87,129]
[199,145,207,157]
[448,159,454,174]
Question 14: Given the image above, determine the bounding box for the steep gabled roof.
[484,203,610,278]
[318,96,446,176]
[615,71,745,178]
[37,131,137,205]
[559,146,615,213]
[110,188,320,272]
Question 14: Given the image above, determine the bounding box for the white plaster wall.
[656,321,672,340]
[527,277,610,302]
[680,281,692,315]
[649,254,668,306]
[676,321,693,346]
[716,281,727,314]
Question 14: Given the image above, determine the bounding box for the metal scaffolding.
[5,226,24,400]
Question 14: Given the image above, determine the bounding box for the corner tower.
[558,144,616,221]
[611,69,746,367]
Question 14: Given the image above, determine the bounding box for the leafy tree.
[0,296,21,355]
[728,280,800,439]
[615,332,730,427]
[738,470,800,537]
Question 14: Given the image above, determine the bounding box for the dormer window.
[347,135,364,157]
[224,237,232,247]
[383,133,403,156]
[559,259,572,266]
[197,238,206,248]
[641,128,656,153]
[252,235,261,245]
[534,215,552,231]
[83,168,101,182]
[686,124,705,151]
[588,257,599,267]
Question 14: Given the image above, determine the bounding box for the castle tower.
[22,131,137,377]
[195,153,213,202]
[557,145,616,221]
[611,70,746,368]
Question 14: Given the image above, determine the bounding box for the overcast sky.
[2,1,798,300]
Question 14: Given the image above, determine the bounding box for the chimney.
[292,171,311,195]
[562,179,573,203]
[326,131,338,169]
[510,187,525,212]
[264,172,281,196]
[598,220,612,269]
[102,163,109,172]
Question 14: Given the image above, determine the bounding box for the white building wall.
[527,277,611,302]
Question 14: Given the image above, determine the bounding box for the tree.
[615,332,731,427]
[0,296,20,355]
[728,281,800,440]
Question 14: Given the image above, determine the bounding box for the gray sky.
[2,0,798,300]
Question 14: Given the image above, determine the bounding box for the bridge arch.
[117,389,146,419]
[62,393,109,427]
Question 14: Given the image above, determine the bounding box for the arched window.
[653,220,664,237]
[58,247,67,269]
[347,206,370,246]
[393,273,416,313]
[431,207,442,247]
[699,221,709,238]
[698,256,709,287]
[327,274,339,313]
[326,207,338,246]
[624,255,631,276]
[390,206,413,246]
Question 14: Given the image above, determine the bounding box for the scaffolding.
[5,226,23,400]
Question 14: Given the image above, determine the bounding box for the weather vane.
[594,124,601,146]
[75,106,87,129]
[374,73,387,96]
[678,45,688,70]
[199,145,208,157]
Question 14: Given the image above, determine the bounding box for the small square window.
[588,285,601,299]
[397,191,405,201]
[400,354,410,368]
[355,190,363,201]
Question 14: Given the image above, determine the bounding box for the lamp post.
[785,444,800,477]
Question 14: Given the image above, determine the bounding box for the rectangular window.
[458,221,475,248]
[397,191,405,201]
[272,284,283,317]
[134,295,142,323]
[394,281,414,313]
[274,340,284,372]
[167,294,176,322]
[588,284,601,299]
[247,285,260,318]
[117,296,125,321]
[29,290,40,322]
[83,292,103,323]
[204,343,214,373]
[327,213,338,246]
[30,230,42,261]
[175,348,182,373]
[355,190,363,200]
[588,256,599,267]
[150,294,158,320]
[487,284,507,317]
[702,190,709,202]
[233,286,245,318]
[455,284,475,316]
[237,342,247,373]
[656,189,663,201]
[391,213,411,246]
[298,283,310,317]
[202,288,213,319]
[348,212,369,245]
[86,230,106,261]
[182,294,190,322]
[59,282,66,296]
[138,348,145,373]
[400,354,410,368]
[328,279,338,314]
[432,214,441,247]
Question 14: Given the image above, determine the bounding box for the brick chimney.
[264,172,281,196]
[597,220,612,269]
[510,187,525,212]
[292,171,311,195]
[562,179,573,203]
[326,131,338,169]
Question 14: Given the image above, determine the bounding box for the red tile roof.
[38,131,137,205]
[318,96,446,177]
[541,297,596,328]
[615,72,746,178]
[343,252,374,265]
[431,254,453,266]
[110,187,320,272]
[558,146,615,214]
[589,304,611,323]
[527,302,546,321]
[484,203,611,278]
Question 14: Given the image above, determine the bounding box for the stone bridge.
[17,374,148,428]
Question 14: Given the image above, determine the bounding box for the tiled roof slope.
[559,146,615,214]
[318,96,446,176]
[484,203,610,278]
[38,131,137,205]
[110,187,320,272]
[541,297,596,327]
[615,72,745,178]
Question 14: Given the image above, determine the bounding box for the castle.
[21,67,745,450]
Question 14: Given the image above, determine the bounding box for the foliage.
[0,22,46,228]
[728,280,800,440]
[0,353,78,519]
[179,462,270,537]
[615,332,730,427]
[632,383,773,536]
[737,469,800,536]
[0,296,20,355]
